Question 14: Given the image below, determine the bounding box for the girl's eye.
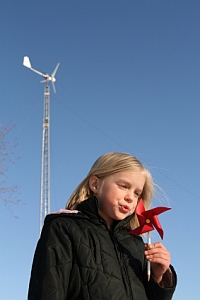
[119,184,127,189]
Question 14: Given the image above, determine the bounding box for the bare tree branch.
[0,122,24,217]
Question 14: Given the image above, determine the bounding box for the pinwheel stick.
[147,231,151,281]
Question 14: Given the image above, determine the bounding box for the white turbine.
[23,56,60,233]
[23,56,60,93]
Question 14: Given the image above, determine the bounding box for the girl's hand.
[144,242,172,286]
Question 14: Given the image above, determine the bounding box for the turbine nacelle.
[23,56,60,93]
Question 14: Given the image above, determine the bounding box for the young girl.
[28,152,177,300]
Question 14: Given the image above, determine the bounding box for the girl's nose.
[124,193,133,203]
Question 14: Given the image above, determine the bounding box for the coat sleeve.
[144,264,177,300]
[28,217,72,300]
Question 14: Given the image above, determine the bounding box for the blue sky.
[1,1,200,299]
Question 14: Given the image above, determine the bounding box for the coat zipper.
[110,231,134,300]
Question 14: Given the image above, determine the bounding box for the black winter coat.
[28,197,177,300]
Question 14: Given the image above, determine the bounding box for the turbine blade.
[52,81,56,94]
[51,62,60,78]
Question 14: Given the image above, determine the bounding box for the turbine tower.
[23,56,60,233]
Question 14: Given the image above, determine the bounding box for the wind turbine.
[23,56,60,93]
[23,56,60,234]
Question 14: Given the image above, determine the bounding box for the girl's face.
[89,171,145,227]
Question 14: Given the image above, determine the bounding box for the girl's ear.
[89,176,99,193]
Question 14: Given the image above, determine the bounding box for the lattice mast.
[23,56,60,234]
[40,83,51,233]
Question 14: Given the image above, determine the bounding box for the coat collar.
[77,196,134,231]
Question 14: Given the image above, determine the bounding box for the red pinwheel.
[129,199,171,239]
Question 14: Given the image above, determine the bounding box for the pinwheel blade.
[129,199,171,239]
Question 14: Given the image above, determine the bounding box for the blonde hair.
[66,152,155,229]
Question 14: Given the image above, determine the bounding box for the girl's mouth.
[119,205,129,213]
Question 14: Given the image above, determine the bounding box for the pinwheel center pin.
[146,219,150,224]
